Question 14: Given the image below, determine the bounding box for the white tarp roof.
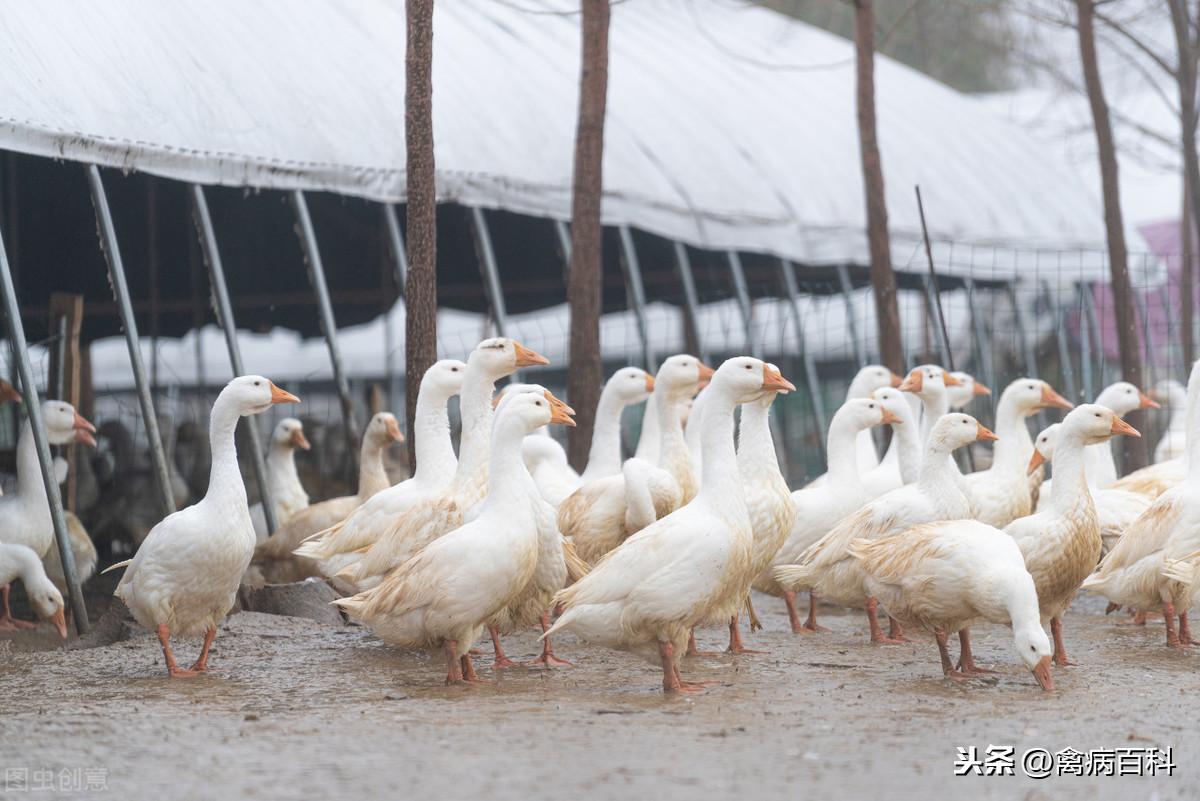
[0,0,1125,281]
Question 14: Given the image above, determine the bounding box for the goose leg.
[955,628,995,674]
[157,625,198,678]
[659,640,683,693]
[685,628,720,657]
[725,615,765,654]
[783,591,805,634]
[1118,608,1149,626]
[0,585,37,630]
[460,653,490,684]
[865,597,904,644]
[745,595,763,633]
[488,625,518,668]
[801,592,830,633]
[189,627,217,672]
[1050,617,1076,665]
[528,612,573,667]
[671,653,716,693]
[1163,602,1188,648]
[887,616,909,642]
[935,629,968,682]
[444,639,464,684]
[1178,611,1193,645]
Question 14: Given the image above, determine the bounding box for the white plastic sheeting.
[0,0,1120,279]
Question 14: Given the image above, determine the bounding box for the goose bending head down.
[107,376,299,677]
[545,357,794,693]
[0,542,67,637]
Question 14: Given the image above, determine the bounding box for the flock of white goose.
[1,336,1197,695]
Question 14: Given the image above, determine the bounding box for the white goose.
[545,358,793,693]
[775,413,995,644]
[946,371,991,409]
[850,520,1053,690]
[249,418,310,541]
[846,365,902,473]
[1005,404,1139,666]
[0,542,67,637]
[1082,359,1200,647]
[1153,379,1188,463]
[106,376,299,676]
[335,391,575,684]
[1030,423,1151,555]
[757,397,896,633]
[861,386,921,497]
[725,367,797,653]
[559,355,711,565]
[495,382,581,508]
[297,341,544,587]
[0,400,95,627]
[960,378,1073,527]
[579,367,654,483]
[253,409,409,584]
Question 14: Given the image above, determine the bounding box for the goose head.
[834,397,898,433]
[271,418,310,452]
[42,401,96,448]
[848,364,902,398]
[929,412,997,453]
[1028,405,1139,473]
[494,383,576,416]
[946,371,991,409]
[898,364,956,401]
[711,357,794,405]
[496,390,575,437]
[0,379,21,405]
[654,355,714,401]
[220,375,300,417]
[1150,379,1187,410]
[609,366,655,405]
[422,359,468,399]
[24,566,67,639]
[1095,381,1158,416]
[365,412,405,446]
[471,338,549,382]
[997,378,1073,416]
[1013,621,1054,691]
[871,387,914,429]
[1028,423,1061,474]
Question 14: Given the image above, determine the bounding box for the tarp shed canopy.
[0,0,1118,282]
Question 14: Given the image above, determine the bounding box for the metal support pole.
[617,225,654,372]
[835,263,867,365]
[672,242,707,363]
[780,259,828,465]
[554,220,572,283]
[1077,283,1095,400]
[191,185,279,535]
[0,221,89,632]
[87,165,175,519]
[1006,282,1039,378]
[726,251,759,358]
[291,190,360,469]
[1045,280,1077,403]
[383,204,409,295]
[921,274,954,373]
[963,279,996,423]
[1081,280,1105,389]
[467,207,510,338]
[51,316,67,400]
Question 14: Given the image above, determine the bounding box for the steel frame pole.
[617,225,654,372]
[1077,282,1095,400]
[963,278,996,424]
[0,226,88,633]
[87,165,175,518]
[191,185,278,535]
[672,242,707,363]
[835,263,867,365]
[726,251,759,358]
[1081,280,1105,389]
[468,207,510,338]
[1006,281,1039,378]
[290,190,360,468]
[921,274,954,373]
[383,204,409,295]
[554,220,572,283]
[780,259,828,465]
[1045,280,1078,403]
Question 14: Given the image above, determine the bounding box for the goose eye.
[1095,413,1101,418]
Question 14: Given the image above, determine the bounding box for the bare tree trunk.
[566,0,610,472]
[1076,0,1147,469]
[853,0,904,374]
[1169,0,1199,367]
[405,0,438,475]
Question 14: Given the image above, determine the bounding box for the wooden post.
[47,293,83,511]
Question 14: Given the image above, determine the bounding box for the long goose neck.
[205,398,247,507]
[919,393,947,444]
[893,418,921,483]
[737,397,778,478]
[479,417,537,515]
[634,400,659,461]
[991,395,1033,469]
[698,389,745,516]
[356,436,390,498]
[414,386,456,484]
[826,414,865,487]
[656,389,690,477]
[1048,430,1091,514]
[267,441,299,495]
[916,438,959,491]
[585,386,626,476]
[450,369,498,492]
[14,421,46,504]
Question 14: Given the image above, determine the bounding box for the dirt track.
[2,590,1197,800]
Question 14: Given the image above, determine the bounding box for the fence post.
[835,263,867,365]
[617,225,654,372]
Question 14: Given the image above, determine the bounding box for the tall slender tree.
[566,0,611,471]
[405,0,438,474]
[852,0,904,374]
[1168,0,1199,366]
[1075,0,1148,469]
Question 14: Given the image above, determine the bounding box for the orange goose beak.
[898,369,923,393]
[1027,449,1047,475]
[1039,384,1073,410]
[290,427,311,451]
[1032,655,1054,691]
[513,342,550,368]
[545,390,576,427]
[976,423,998,442]
[761,365,796,394]
[1137,390,1160,410]
[1110,417,1140,438]
[269,382,301,405]
[73,413,97,448]
[385,417,405,442]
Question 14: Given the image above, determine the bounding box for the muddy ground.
[2,586,1196,800]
